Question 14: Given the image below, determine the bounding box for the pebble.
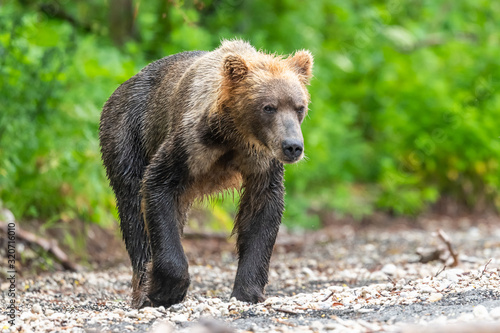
[20,312,35,321]
[419,285,436,294]
[473,304,490,319]
[310,320,323,330]
[490,307,500,319]
[428,293,443,302]
[171,313,189,322]
[382,263,397,275]
[3,223,500,333]
[127,310,138,318]
[114,308,125,315]
[49,313,65,320]
[302,267,317,279]
[31,304,42,314]
[151,321,174,333]
[169,304,184,312]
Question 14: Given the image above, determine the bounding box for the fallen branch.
[386,275,396,287]
[477,258,493,280]
[322,291,335,302]
[272,307,299,315]
[435,265,446,278]
[0,220,79,271]
[437,229,459,267]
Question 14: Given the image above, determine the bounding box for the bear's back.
[101,50,208,162]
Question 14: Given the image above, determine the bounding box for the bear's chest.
[185,150,242,199]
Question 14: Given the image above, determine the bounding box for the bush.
[1,0,499,232]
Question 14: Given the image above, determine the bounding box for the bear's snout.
[281,139,303,162]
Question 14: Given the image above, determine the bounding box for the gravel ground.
[2,218,500,332]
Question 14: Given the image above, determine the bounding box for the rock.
[171,313,189,322]
[195,303,207,313]
[442,269,463,282]
[419,285,435,294]
[20,312,35,321]
[324,323,341,330]
[382,264,397,276]
[328,286,344,293]
[31,304,42,314]
[126,310,138,318]
[396,279,406,288]
[490,307,500,319]
[113,308,125,316]
[302,267,317,279]
[169,304,184,312]
[370,271,388,280]
[246,323,259,332]
[428,293,443,302]
[151,321,174,333]
[310,320,323,330]
[473,304,490,319]
[49,312,65,320]
[264,296,281,305]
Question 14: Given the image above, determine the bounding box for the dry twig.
[477,258,493,280]
[435,265,447,278]
[272,307,299,315]
[322,291,335,302]
[386,275,396,287]
[437,229,459,267]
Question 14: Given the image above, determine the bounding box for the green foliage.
[1,0,499,232]
[0,5,138,225]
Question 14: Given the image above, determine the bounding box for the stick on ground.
[437,229,459,267]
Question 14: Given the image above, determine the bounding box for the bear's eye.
[297,106,306,114]
[263,105,277,114]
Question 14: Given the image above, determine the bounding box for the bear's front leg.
[141,149,191,308]
[231,161,285,303]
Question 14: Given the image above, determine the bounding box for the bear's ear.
[286,50,313,85]
[223,54,249,82]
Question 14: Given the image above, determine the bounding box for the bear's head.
[222,50,313,163]
[220,49,313,164]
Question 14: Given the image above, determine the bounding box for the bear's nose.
[282,139,303,160]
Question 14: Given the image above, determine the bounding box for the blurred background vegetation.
[1,0,499,242]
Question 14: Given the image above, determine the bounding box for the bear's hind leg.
[112,175,152,308]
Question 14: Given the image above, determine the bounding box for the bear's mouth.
[278,152,304,164]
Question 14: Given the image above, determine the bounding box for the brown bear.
[99,40,313,308]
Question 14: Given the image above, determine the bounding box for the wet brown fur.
[99,40,313,308]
